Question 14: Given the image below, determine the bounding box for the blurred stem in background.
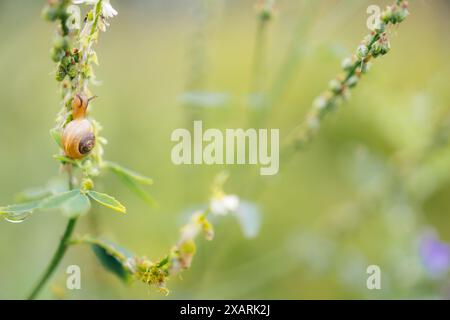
[238,0,410,201]
[284,0,410,151]
[250,1,275,94]
[181,0,213,205]
[249,0,276,126]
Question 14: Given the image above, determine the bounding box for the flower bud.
[395,8,409,23]
[329,79,343,94]
[341,57,354,72]
[61,56,72,68]
[55,66,66,82]
[380,41,391,55]
[81,178,94,191]
[67,64,78,78]
[356,45,369,60]
[313,96,328,110]
[371,41,382,58]
[375,21,386,33]
[381,6,394,23]
[362,35,373,46]
[42,6,58,22]
[347,76,359,88]
[50,47,64,63]
[54,36,70,51]
[72,49,80,63]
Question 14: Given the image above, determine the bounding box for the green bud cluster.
[371,34,391,58]
[381,1,410,25]
[42,0,71,35]
[55,49,81,82]
[43,0,81,83]
[287,0,409,149]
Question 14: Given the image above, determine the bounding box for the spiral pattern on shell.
[62,119,96,159]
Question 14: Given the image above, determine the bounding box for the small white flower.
[73,0,118,19]
[210,194,240,216]
[102,0,118,18]
[73,0,97,5]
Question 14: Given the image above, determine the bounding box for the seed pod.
[55,65,66,82]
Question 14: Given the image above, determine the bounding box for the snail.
[62,94,96,159]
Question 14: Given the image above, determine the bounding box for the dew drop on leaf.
[4,211,32,224]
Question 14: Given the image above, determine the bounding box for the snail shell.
[62,94,96,159]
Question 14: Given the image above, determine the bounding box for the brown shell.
[62,119,96,159]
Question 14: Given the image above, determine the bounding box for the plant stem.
[249,5,273,126]
[27,217,78,300]
[28,169,77,300]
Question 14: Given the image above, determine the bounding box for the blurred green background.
[1,0,450,299]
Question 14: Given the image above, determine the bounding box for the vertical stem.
[250,17,268,95]
[27,170,78,300]
[27,218,78,300]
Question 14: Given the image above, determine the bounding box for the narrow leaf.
[90,238,134,283]
[105,161,153,185]
[0,200,42,215]
[116,174,157,208]
[105,161,157,207]
[50,128,62,148]
[87,191,126,213]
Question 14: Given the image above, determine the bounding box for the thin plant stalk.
[249,0,276,125]
[240,0,410,199]
[28,170,77,300]
[28,217,78,300]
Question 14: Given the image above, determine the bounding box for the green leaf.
[117,174,158,208]
[90,239,134,283]
[105,161,157,208]
[61,193,91,218]
[40,189,80,210]
[105,161,153,185]
[50,128,62,148]
[1,200,43,223]
[15,177,69,203]
[87,191,126,213]
[1,190,91,220]
[0,200,42,215]
[15,187,52,203]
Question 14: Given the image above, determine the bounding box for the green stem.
[27,217,78,300]
[250,17,269,95]
[28,169,77,300]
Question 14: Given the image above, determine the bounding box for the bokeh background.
[1,0,450,299]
